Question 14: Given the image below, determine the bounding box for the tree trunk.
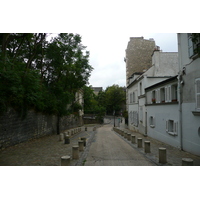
[57,114,60,135]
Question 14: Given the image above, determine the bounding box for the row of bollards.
[61,137,87,166]
[60,126,97,166]
[113,127,194,166]
[59,127,86,144]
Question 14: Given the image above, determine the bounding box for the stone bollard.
[78,140,84,151]
[122,131,125,137]
[131,135,136,144]
[64,135,70,144]
[72,146,79,159]
[127,133,131,141]
[182,158,193,166]
[59,133,64,141]
[144,141,151,153]
[159,147,167,164]
[81,137,87,146]
[65,131,71,136]
[71,130,74,135]
[124,132,127,139]
[137,138,143,148]
[61,155,71,166]
[85,127,87,131]
[121,131,124,137]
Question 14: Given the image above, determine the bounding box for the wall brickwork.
[0,108,83,149]
[125,37,156,85]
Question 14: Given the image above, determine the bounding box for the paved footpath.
[115,126,200,166]
[0,126,97,166]
[84,124,156,166]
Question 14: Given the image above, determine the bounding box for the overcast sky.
[81,33,178,90]
[3,1,196,91]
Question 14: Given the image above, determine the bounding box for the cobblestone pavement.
[0,125,99,166]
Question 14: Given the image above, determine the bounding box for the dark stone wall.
[0,108,83,149]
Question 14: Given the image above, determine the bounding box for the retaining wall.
[0,108,83,149]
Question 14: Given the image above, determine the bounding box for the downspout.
[177,33,183,150]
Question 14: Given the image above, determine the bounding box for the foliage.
[0,33,93,121]
[83,84,126,117]
[105,84,126,115]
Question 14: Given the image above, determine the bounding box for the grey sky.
[81,33,178,90]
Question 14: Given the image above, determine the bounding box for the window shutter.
[136,112,138,126]
[168,86,171,102]
[174,122,178,134]
[196,79,200,110]
[133,92,135,103]
[165,87,168,102]
[188,33,194,57]
[158,89,160,103]
[166,120,168,132]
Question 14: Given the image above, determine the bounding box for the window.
[140,82,142,96]
[166,120,178,136]
[129,111,133,123]
[171,84,178,102]
[160,88,165,103]
[149,116,155,128]
[188,33,200,58]
[133,111,138,126]
[195,78,200,110]
[132,92,135,103]
[139,106,143,123]
[129,93,132,104]
[152,90,156,103]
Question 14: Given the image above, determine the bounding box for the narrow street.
[84,123,156,166]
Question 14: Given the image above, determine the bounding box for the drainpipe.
[177,33,183,150]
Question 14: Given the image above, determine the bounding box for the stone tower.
[125,37,156,86]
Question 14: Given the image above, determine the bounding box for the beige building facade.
[125,37,156,86]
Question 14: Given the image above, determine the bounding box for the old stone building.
[92,87,103,95]
[125,37,156,86]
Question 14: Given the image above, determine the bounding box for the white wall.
[147,104,180,148]
[178,33,200,156]
[181,103,200,155]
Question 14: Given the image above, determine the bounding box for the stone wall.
[125,37,156,85]
[0,108,83,149]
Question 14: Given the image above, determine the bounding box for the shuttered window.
[149,116,155,128]
[132,92,135,103]
[166,120,178,136]
[188,33,194,57]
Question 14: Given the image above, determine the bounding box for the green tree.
[82,85,95,113]
[105,84,126,115]
[0,33,48,117]
[0,33,93,134]
[44,33,93,134]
